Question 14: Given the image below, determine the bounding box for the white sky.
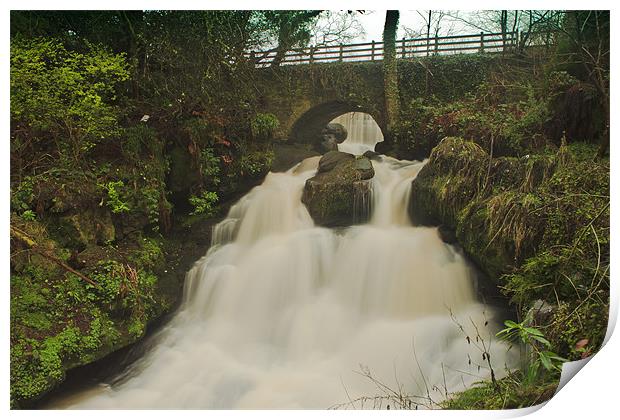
[329,10,482,44]
[355,11,427,42]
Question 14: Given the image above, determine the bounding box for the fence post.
[339,44,343,62]
[401,37,406,58]
[434,35,439,54]
[479,32,485,53]
[371,40,376,61]
[515,29,519,52]
[309,46,314,64]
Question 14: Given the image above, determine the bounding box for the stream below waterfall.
[48,114,518,409]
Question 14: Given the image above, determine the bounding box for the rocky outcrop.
[409,137,550,281]
[302,152,374,227]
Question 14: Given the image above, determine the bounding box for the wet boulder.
[302,154,374,227]
[317,151,355,173]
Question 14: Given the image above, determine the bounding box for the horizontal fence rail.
[245,31,553,67]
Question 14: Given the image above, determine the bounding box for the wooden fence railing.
[246,31,524,67]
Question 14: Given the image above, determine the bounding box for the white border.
[2,1,617,419]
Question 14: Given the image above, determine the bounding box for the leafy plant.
[11,176,36,216]
[239,150,274,178]
[200,147,221,182]
[189,191,219,217]
[497,316,568,384]
[21,210,36,221]
[100,180,130,214]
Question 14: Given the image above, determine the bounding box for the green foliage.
[200,147,222,181]
[549,301,608,360]
[99,180,130,214]
[121,125,158,159]
[189,191,219,217]
[10,37,129,160]
[497,317,567,384]
[250,113,279,141]
[256,11,321,65]
[128,237,164,270]
[395,64,592,160]
[38,326,82,380]
[11,176,36,218]
[239,150,275,178]
[501,145,609,331]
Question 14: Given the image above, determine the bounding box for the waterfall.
[332,112,384,155]
[53,154,518,410]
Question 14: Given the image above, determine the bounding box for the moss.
[442,372,559,410]
[549,301,608,360]
[410,137,487,228]
[10,220,177,407]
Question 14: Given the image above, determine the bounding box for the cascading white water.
[55,154,518,410]
[332,112,384,155]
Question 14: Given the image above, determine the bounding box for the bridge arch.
[289,100,387,149]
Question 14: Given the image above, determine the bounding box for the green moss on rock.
[10,218,181,408]
[302,155,374,227]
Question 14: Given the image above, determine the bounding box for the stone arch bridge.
[252,55,501,152]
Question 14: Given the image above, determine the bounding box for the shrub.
[239,150,274,178]
[189,191,219,216]
[250,113,279,141]
[10,38,129,160]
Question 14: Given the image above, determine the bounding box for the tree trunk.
[383,10,400,145]
[597,97,610,157]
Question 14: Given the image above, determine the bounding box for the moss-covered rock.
[9,217,182,408]
[302,154,374,227]
[53,209,116,249]
[409,137,487,229]
[409,137,609,362]
[317,150,355,173]
[410,137,557,280]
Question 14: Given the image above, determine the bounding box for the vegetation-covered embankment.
[398,42,609,408]
[9,15,279,407]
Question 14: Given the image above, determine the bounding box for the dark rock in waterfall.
[324,123,348,142]
[363,150,382,161]
[302,155,375,227]
[318,123,347,153]
[437,225,457,244]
